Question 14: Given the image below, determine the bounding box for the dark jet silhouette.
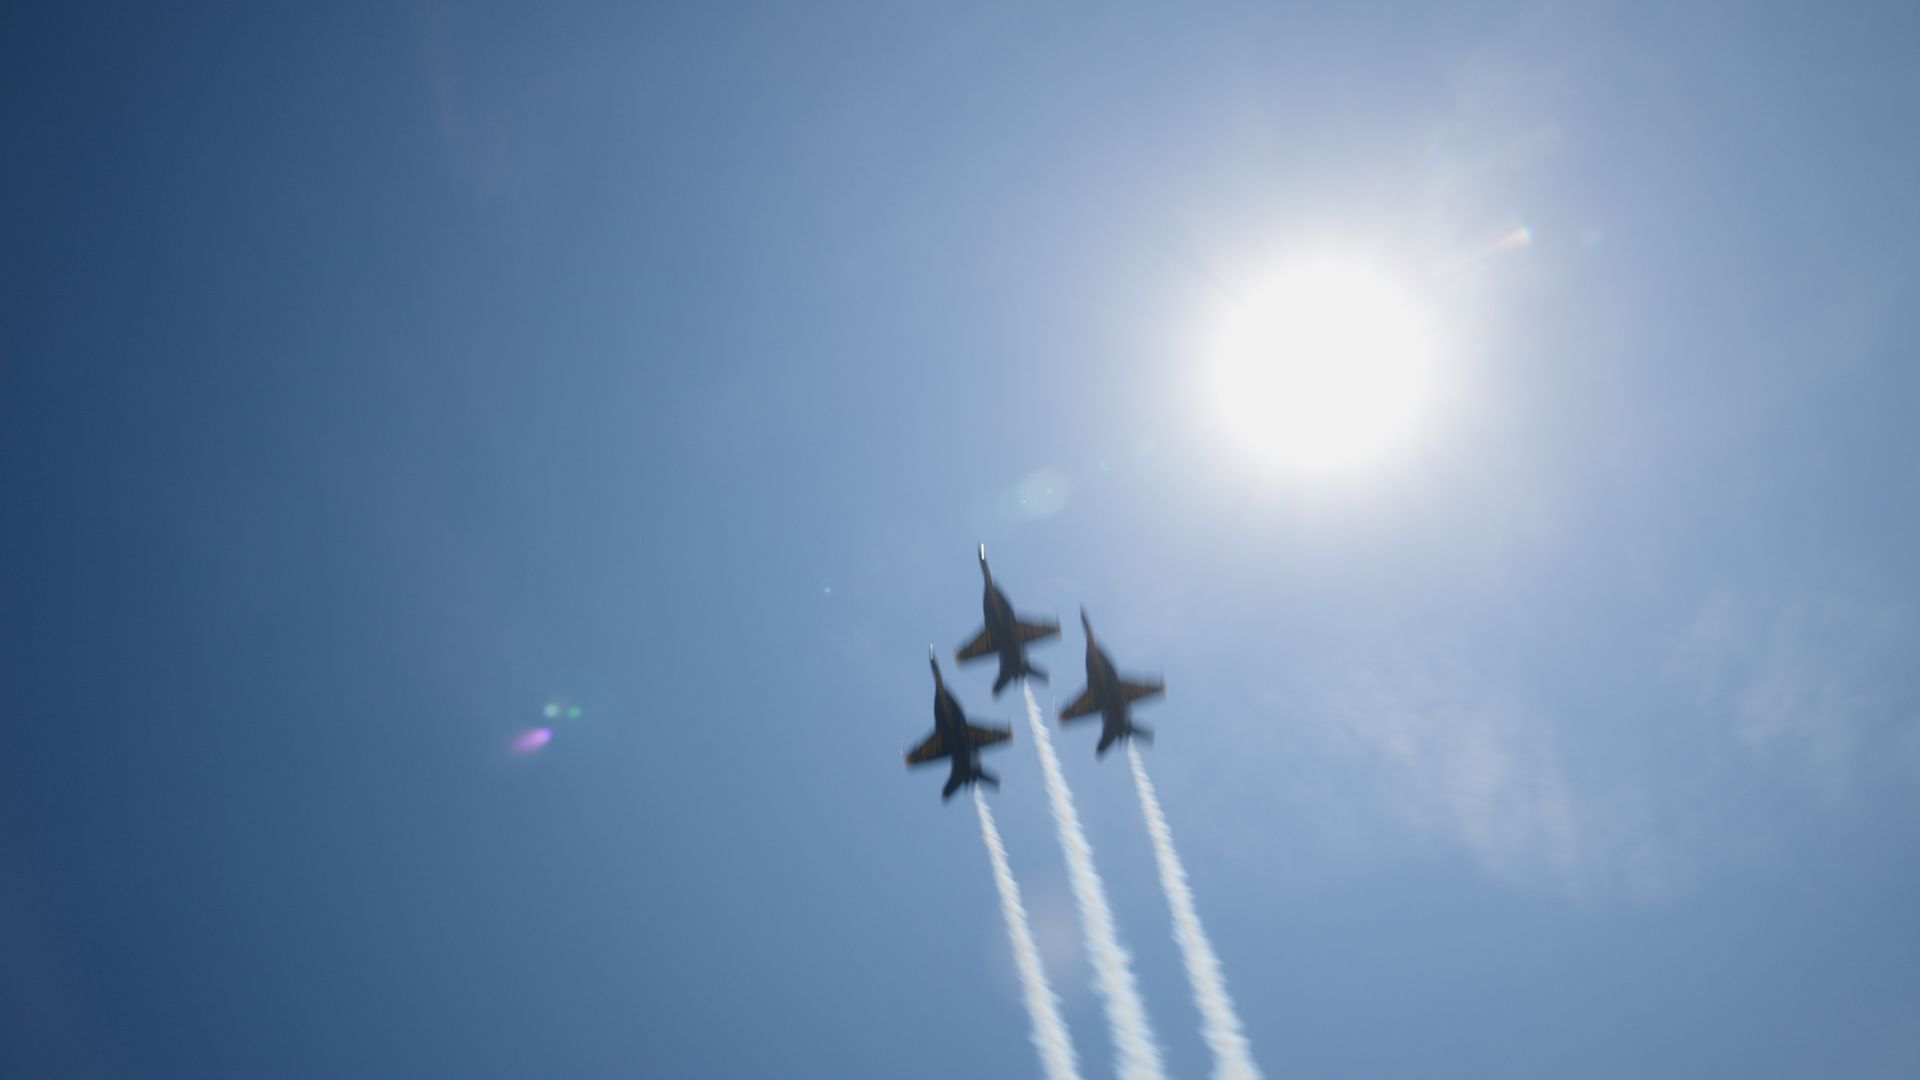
[1059,608,1163,758]
[906,651,1013,800]
[955,544,1060,696]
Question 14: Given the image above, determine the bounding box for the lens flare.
[512,727,554,755]
[1492,224,1532,253]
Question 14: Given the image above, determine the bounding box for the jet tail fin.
[1097,722,1150,759]
[942,772,966,801]
[993,661,1047,697]
[975,768,1000,790]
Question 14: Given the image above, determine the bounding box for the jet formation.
[905,546,1164,799]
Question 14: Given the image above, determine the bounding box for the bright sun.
[1209,257,1441,476]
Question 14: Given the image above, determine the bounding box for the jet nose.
[1080,606,1092,634]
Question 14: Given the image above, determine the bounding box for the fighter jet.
[1058,608,1163,757]
[955,544,1060,696]
[906,651,1013,801]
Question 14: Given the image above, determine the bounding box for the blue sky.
[4,3,1918,1077]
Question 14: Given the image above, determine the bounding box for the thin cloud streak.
[974,788,1082,1080]
[1025,685,1167,1080]
[1129,745,1262,1080]
[1674,587,1908,797]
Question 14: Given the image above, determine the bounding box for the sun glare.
[1209,257,1441,477]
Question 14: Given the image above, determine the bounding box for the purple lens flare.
[512,727,554,755]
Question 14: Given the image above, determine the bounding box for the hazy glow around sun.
[1209,257,1441,476]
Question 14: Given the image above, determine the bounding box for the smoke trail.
[1128,745,1263,1080]
[974,788,1082,1080]
[1024,685,1166,1080]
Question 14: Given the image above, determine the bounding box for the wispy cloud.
[1293,655,1678,900]
[1128,746,1262,1080]
[973,788,1081,1080]
[1673,586,1910,797]
[1265,580,1916,901]
[1331,664,1580,885]
[1025,686,1166,1080]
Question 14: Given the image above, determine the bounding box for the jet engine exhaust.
[1128,745,1263,1080]
[973,787,1082,1080]
[1024,685,1167,1080]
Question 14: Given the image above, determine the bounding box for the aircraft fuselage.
[933,688,974,769]
[983,580,1025,671]
[1084,641,1130,727]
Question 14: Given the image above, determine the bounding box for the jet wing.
[1119,678,1163,703]
[966,723,1011,749]
[1059,688,1099,721]
[1015,617,1059,644]
[904,730,949,767]
[955,627,996,662]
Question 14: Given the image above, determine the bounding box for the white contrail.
[1128,744,1263,1080]
[1024,685,1166,1080]
[974,788,1082,1080]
